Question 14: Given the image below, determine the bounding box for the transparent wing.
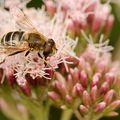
[10,7,39,32]
[0,44,29,54]
[10,7,48,40]
[0,46,29,64]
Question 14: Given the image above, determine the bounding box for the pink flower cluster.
[0,0,120,120]
[45,0,114,35]
[0,52,54,95]
[0,4,78,95]
[48,46,120,119]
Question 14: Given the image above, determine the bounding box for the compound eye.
[48,38,55,45]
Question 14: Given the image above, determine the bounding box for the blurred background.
[0,0,120,120]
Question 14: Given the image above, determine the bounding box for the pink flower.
[48,47,120,119]
[0,52,54,95]
[0,4,77,95]
[45,0,114,35]
[45,0,56,16]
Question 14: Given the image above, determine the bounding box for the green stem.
[20,96,50,120]
[74,109,85,120]
[34,104,49,120]
[39,102,50,120]
[61,109,73,120]
[0,88,29,120]
[85,110,102,120]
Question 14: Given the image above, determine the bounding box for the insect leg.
[38,52,43,59]
[38,52,55,71]
[25,50,30,56]
[38,52,48,65]
[0,59,5,64]
[0,50,26,64]
[8,51,24,56]
[0,54,8,64]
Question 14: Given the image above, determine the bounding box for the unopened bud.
[99,82,109,94]
[48,91,60,102]
[72,83,83,96]
[110,100,120,110]
[104,89,116,104]
[80,70,88,87]
[45,0,56,16]
[5,67,16,86]
[94,102,106,112]
[16,77,31,96]
[80,105,88,113]
[91,73,101,87]
[90,85,98,102]
[65,94,72,103]
[82,90,91,107]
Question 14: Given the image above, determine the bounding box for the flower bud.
[91,73,101,87]
[70,67,79,83]
[67,74,73,89]
[16,77,31,96]
[65,94,72,104]
[110,100,120,110]
[53,81,67,97]
[105,72,114,85]
[104,89,116,104]
[66,18,76,34]
[105,15,114,34]
[5,67,16,86]
[48,91,60,102]
[45,0,56,16]
[0,68,4,84]
[106,112,119,117]
[90,85,98,102]
[99,82,109,94]
[80,105,88,113]
[94,102,106,112]
[82,90,91,107]
[80,70,88,87]
[72,83,83,96]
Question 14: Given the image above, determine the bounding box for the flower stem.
[0,87,29,120]
[19,93,50,120]
[85,109,102,120]
[61,109,73,120]
[73,109,85,120]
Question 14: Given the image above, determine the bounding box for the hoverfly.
[0,7,57,64]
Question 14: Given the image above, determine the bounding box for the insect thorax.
[27,33,46,50]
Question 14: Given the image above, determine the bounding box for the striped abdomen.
[1,31,25,46]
